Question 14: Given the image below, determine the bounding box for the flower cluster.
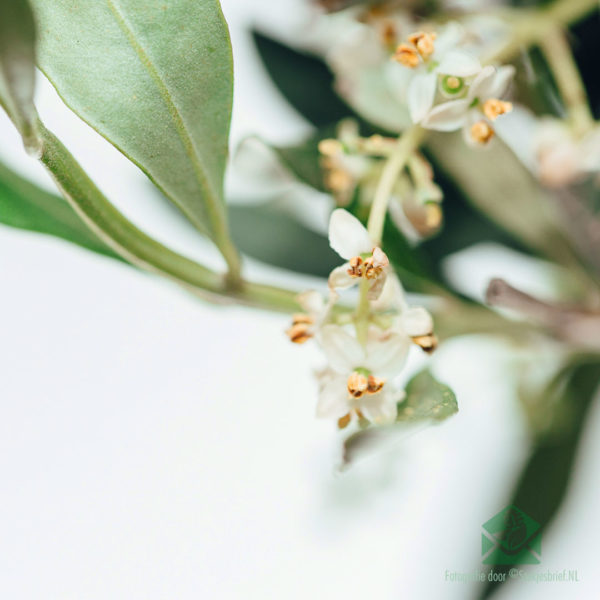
[318,9,516,146]
[391,24,515,145]
[318,121,444,241]
[287,209,436,429]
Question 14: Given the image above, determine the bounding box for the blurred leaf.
[421,150,532,273]
[0,0,40,153]
[0,160,123,261]
[253,31,352,128]
[426,133,584,270]
[342,369,457,467]
[30,0,233,242]
[272,129,333,193]
[397,369,458,422]
[480,357,600,599]
[229,203,339,277]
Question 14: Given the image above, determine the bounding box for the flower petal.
[467,65,494,101]
[365,331,410,377]
[436,49,481,77]
[367,271,387,301]
[316,375,349,419]
[433,21,464,57]
[486,65,515,99]
[328,209,373,259]
[421,99,470,131]
[468,65,514,101]
[328,264,357,291]
[401,307,434,336]
[320,325,365,373]
[297,290,325,316]
[360,393,398,425]
[408,72,437,123]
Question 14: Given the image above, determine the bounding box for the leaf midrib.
[105,0,224,236]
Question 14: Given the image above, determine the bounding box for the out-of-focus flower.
[319,120,374,205]
[327,208,390,297]
[420,64,515,145]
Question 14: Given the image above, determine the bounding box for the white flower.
[316,325,409,425]
[420,64,515,144]
[327,208,390,297]
[391,22,482,124]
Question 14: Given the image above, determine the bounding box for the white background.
[0,0,599,598]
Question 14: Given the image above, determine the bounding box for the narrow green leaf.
[0,159,122,261]
[397,369,459,422]
[0,0,41,153]
[480,358,600,599]
[30,0,234,247]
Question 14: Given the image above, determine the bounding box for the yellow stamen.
[470,120,495,145]
[347,256,364,278]
[482,99,513,121]
[367,375,385,394]
[318,138,342,157]
[347,372,368,398]
[286,322,312,344]
[408,31,436,60]
[393,43,420,68]
[412,334,438,353]
[337,412,352,429]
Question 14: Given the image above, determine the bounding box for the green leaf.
[397,369,459,422]
[0,159,122,261]
[342,370,458,467]
[30,0,234,246]
[253,31,352,128]
[480,358,600,599]
[272,130,331,193]
[0,0,41,153]
[425,133,583,270]
[229,203,339,277]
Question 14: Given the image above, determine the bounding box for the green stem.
[353,126,424,342]
[539,27,594,137]
[489,0,598,64]
[366,125,424,245]
[37,121,298,312]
